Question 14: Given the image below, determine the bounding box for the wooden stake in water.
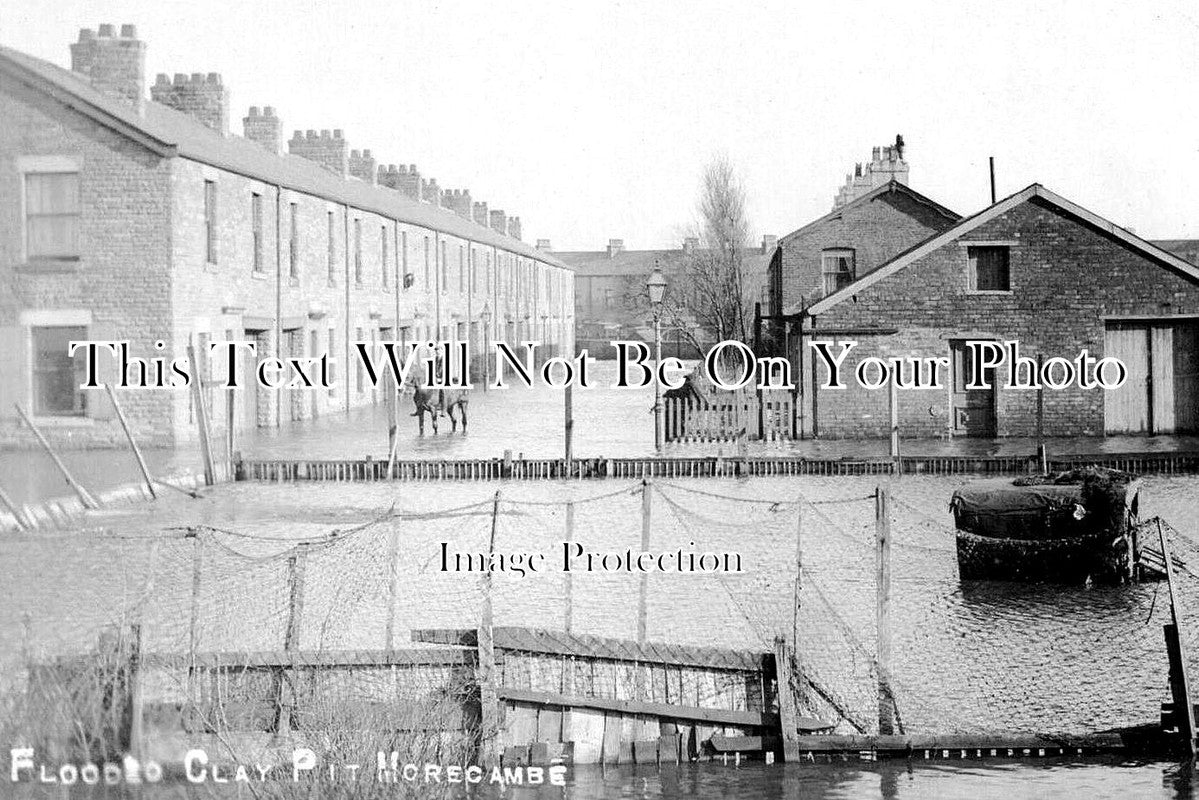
[385,523,401,650]
[187,345,216,486]
[773,636,801,762]
[479,491,502,766]
[564,501,575,633]
[13,403,99,509]
[564,383,574,468]
[0,483,30,531]
[1159,520,1197,756]
[875,485,896,735]
[104,383,156,499]
[639,478,652,644]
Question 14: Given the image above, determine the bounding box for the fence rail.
[236,450,1199,482]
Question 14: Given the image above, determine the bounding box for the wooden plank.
[569,708,606,764]
[795,732,1128,754]
[412,626,769,671]
[711,735,779,753]
[507,704,539,746]
[143,648,473,669]
[537,707,563,742]
[601,713,623,765]
[495,687,777,728]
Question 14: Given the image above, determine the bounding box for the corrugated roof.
[0,44,568,270]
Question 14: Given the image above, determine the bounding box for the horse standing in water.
[405,359,469,436]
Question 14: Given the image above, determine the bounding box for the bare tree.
[666,155,755,354]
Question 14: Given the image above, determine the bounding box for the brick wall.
[775,189,957,314]
[804,197,1199,438]
[0,78,174,447]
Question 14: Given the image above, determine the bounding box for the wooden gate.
[664,377,794,443]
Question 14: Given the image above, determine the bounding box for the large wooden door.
[1104,324,1151,433]
[1175,322,1199,432]
[1104,321,1199,434]
[950,341,997,437]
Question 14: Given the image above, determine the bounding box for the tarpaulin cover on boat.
[950,479,1086,541]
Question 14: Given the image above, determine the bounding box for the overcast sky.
[3,1,1197,249]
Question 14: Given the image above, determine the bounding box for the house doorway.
[950,340,997,437]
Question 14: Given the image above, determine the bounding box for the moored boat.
[951,468,1142,583]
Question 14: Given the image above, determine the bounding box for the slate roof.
[555,246,772,279]
[0,44,568,270]
[778,180,961,244]
[803,184,1199,317]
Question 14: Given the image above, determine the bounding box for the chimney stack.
[607,239,624,258]
[421,178,442,206]
[682,236,699,255]
[288,128,349,176]
[507,216,522,240]
[70,25,146,110]
[473,201,489,227]
[761,234,777,254]
[832,134,910,209]
[489,210,507,234]
[243,106,282,153]
[536,238,552,252]
[446,189,473,219]
[348,149,377,184]
[151,72,230,134]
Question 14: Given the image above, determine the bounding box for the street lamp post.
[646,264,667,452]
[480,301,492,393]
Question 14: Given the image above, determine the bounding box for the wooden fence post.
[773,636,800,762]
[105,383,156,499]
[128,622,145,761]
[793,502,804,706]
[889,378,901,476]
[564,384,574,468]
[187,531,202,721]
[479,491,502,766]
[385,523,401,650]
[277,542,308,735]
[187,345,216,486]
[1159,520,1196,756]
[226,386,236,481]
[13,403,99,509]
[639,478,652,644]
[875,485,895,735]
[564,501,575,634]
[0,484,31,531]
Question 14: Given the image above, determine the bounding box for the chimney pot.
[120,24,137,38]
[98,23,115,37]
[264,106,275,117]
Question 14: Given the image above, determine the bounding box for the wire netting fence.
[1,475,1198,741]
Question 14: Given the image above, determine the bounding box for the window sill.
[203,263,221,275]
[16,259,79,274]
[967,289,1013,295]
[327,280,338,290]
[29,415,94,427]
[355,282,365,291]
[288,277,301,288]
[251,270,268,281]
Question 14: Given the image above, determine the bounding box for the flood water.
[4,359,1199,797]
[2,474,1199,799]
